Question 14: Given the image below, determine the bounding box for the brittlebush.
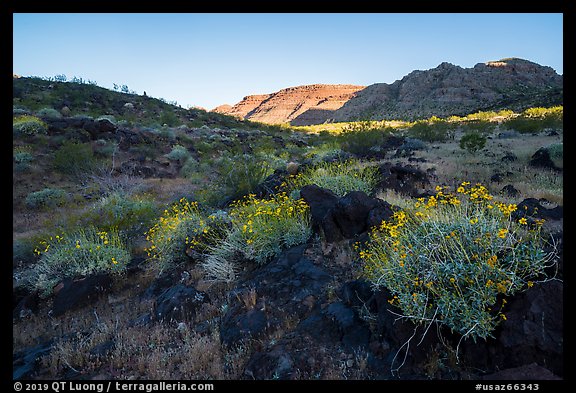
[358,182,556,340]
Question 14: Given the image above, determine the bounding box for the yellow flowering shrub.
[202,193,311,281]
[145,197,213,272]
[25,227,130,297]
[358,182,556,340]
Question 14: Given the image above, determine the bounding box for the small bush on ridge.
[13,115,48,136]
[25,188,68,210]
[165,144,191,162]
[36,107,62,119]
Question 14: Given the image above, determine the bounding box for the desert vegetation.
[13,76,563,380]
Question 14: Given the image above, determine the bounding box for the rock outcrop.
[332,58,562,121]
[212,84,364,125]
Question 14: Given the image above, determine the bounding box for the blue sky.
[13,13,563,110]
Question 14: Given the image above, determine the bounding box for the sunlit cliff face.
[485,61,508,67]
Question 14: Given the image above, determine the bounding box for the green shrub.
[203,193,311,281]
[36,107,62,119]
[128,143,157,160]
[285,159,379,197]
[501,117,543,134]
[80,192,157,239]
[53,141,96,176]
[461,120,496,134]
[194,141,216,156]
[13,106,30,116]
[339,121,390,155]
[502,107,563,134]
[160,110,180,127]
[14,147,34,172]
[459,131,487,154]
[25,227,130,297]
[165,144,191,162]
[406,119,454,142]
[13,237,41,267]
[13,147,34,164]
[13,115,48,136]
[358,183,555,341]
[180,157,199,178]
[93,139,118,158]
[303,143,348,164]
[159,127,176,141]
[25,188,68,210]
[216,154,274,202]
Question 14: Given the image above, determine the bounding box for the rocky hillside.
[215,58,562,124]
[332,58,563,121]
[12,76,269,132]
[212,84,365,125]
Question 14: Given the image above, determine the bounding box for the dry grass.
[111,326,228,379]
[375,188,414,210]
[411,130,563,204]
[14,262,252,380]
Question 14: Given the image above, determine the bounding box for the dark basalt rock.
[338,279,374,309]
[497,280,563,376]
[500,184,520,197]
[329,191,382,239]
[253,169,288,198]
[220,308,268,346]
[512,198,563,221]
[13,291,39,320]
[377,163,431,196]
[89,340,115,359]
[154,284,209,323]
[244,346,294,380]
[302,186,396,242]
[220,244,331,347]
[481,363,561,380]
[300,184,339,228]
[529,148,561,172]
[501,151,518,162]
[52,274,112,317]
[13,340,54,380]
